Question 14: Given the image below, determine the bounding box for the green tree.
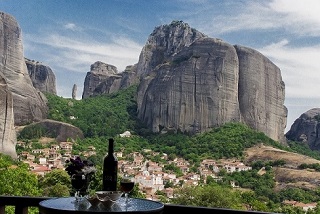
[0,163,41,196]
[171,184,244,210]
[39,169,71,197]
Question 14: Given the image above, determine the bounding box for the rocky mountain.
[25,58,57,95]
[286,108,320,150]
[82,61,139,99]
[82,21,287,143]
[136,21,287,143]
[0,12,48,126]
[0,12,49,157]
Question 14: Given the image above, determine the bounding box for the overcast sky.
[1,0,320,132]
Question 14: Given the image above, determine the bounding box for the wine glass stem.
[75,191,79,201]
[125,193,128,204]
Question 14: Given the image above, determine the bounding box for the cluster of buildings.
[17,139,252,200]
[16,134,319,211]
[282,200,317,212]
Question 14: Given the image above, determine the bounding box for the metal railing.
[0,196,275,214]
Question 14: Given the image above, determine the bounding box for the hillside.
[245,144,320,190]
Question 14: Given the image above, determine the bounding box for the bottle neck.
[108,138,114,154]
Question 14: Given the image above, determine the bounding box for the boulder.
[22,119,84,143]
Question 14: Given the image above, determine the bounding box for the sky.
[1,0,320,132]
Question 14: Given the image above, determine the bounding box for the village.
[16,137,318,212]
[16,135,251,198]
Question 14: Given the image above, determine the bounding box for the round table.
[39,197,164,214]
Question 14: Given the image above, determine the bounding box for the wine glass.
[71,173,87,203]
[120,174,135,206]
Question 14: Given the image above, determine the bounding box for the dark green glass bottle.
[102,138,118,191]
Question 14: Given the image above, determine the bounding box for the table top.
[39,197,164,214]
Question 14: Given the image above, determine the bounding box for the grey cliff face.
[235,45,287,143]
[72,84,77,99]
[136,21,287,143]
[25,58,57,95]
[138,37,242,134]
[0,73,17,158]
[82,61,139,98]
[136,21,207,118]
[286,108,320,150]
[0,12,48,126]
[82,61,119,99]
[136,20,207,78]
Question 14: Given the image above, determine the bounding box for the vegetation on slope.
[12,86,320,213]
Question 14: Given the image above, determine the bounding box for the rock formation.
[81,21,287,143]
[22,119,84,143]
[235,45,287,143]
[25,58,57,95]
[136,20,207,77]
[0,73,17,158]
[0,12,48,126]
[82,61,139,98]
[136,21,287,143]
[286,108,320,150]
[138,37,242,134]
[72,84,77,99]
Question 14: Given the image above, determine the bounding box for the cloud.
[268,0,320,36]
[176,0,320,38]
[23,32,142,73]
[258,39,320,99]
[63,23,82,31]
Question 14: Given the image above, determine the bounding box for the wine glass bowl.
[120,175,135,205]
[71,173,88,202]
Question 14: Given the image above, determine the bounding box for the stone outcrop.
[136,21,287,143]
[25,58,57,95]
[82,61,139,98]
[22,119,84,142]
[82,61,119,98]
[138,37,242,134]
[0,73,17,158]
[286,108,320,150]
[0,12,48,126]
[136,20,207,77]
[236,45,287,143]
[79,21,287,143]
[72,84,77,99]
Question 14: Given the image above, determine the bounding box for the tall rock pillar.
[0,74,17,158]
[0,12,48,126]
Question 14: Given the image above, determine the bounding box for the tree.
[39,169,71,197]
[0,163,41,196]
[42,183,70,197]
[171,184,244,210]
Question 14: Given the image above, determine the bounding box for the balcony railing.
[0,196,277,214]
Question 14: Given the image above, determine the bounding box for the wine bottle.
[103,138,118,191]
